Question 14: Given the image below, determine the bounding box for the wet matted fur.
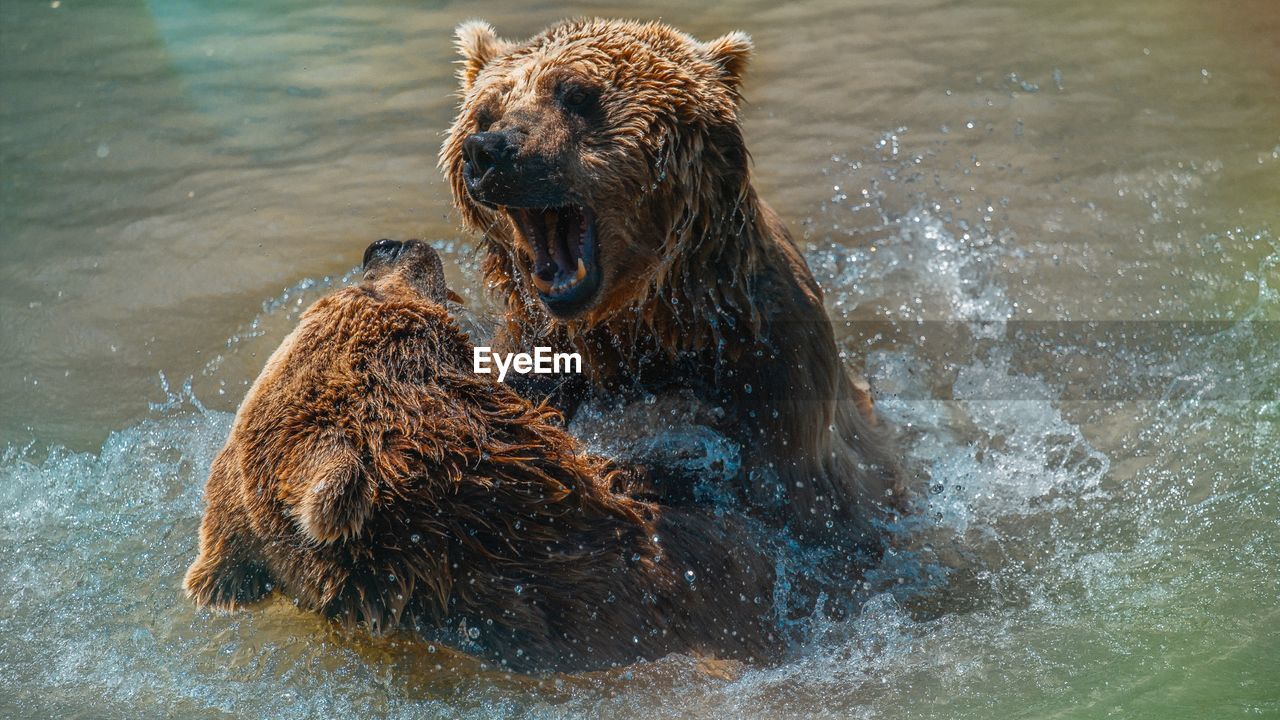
[183,241,781,673]
[439,19,913,550]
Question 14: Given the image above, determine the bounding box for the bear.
[439,18,912,553]
[183,239,783,673]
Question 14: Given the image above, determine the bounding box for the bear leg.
[183,534,273,609]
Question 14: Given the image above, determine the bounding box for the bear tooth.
[574,258,587,282]
[532,274,553,294]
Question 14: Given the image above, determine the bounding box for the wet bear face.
[440,19,754,322]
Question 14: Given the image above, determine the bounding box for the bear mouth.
[508,205,602,317]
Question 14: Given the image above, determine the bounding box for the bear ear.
[454,20,511,89]
[290,437,370,545]
[701,31,754,91]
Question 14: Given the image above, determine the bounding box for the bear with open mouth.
[183,240,782,673]
[439,19,914,553]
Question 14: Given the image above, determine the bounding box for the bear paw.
[183,544,273,610]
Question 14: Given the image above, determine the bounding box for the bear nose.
[462,131,517,186]
[363,238,404,269]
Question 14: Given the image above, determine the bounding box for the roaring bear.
[184,240,781,673]
[439,19,911,550]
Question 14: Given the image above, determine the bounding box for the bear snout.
[461,131,513,190]
[461,130,569,209]
[362,238,405,268]
[360,239,453,303]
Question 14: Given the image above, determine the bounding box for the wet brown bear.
[440,19,911,550]
[183,240,781,673]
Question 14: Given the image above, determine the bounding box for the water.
[2,0,1277,717]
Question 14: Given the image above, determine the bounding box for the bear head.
[440,18,755,323]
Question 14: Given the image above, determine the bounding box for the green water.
[1,0,1277,718]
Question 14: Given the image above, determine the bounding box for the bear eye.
[559,85,600,117]
[475,109,495,132]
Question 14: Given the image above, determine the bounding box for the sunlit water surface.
[2,0,1277,718]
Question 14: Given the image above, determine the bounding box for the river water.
[1,0,1277,718]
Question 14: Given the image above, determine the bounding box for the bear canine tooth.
[532,274,553,294]
[574,258,587,282]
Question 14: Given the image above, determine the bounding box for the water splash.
[3,150,1278,718]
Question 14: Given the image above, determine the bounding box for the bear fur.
[439,19,912,550]
[183,240,782,673]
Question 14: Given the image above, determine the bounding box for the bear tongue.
[533,258,557,287]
